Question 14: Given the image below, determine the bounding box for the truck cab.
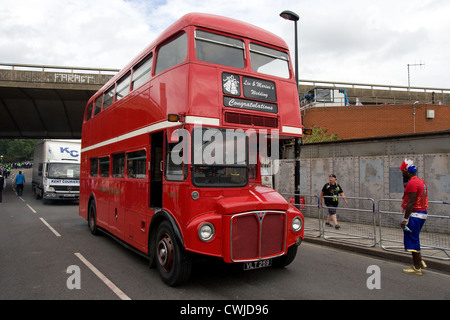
[32,140,81,203]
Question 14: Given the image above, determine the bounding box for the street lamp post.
[280,10,300,93]
[280,10,301,208]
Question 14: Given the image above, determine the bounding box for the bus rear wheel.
[155,220,192,286]
[88,201,99,236]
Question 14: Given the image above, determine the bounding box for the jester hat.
[399,159,417,173]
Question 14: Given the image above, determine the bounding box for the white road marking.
[39,217,62,237]
[26,204,37,213]
[74,252,131,300]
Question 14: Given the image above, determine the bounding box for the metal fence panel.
[281,188,449,259]
[281,193,321,238]
[321,196,377,247]
[378,199,450,260]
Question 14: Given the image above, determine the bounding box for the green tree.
[0,139,37,163]
[303,127,338,144]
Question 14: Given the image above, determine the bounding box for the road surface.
[1,170,448,305]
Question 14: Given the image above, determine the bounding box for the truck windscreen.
[48,163,80,179]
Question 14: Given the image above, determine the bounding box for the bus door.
[150,131,163,208]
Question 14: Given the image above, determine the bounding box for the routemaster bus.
[80,13,305,286]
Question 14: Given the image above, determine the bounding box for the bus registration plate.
[243,259,272,270]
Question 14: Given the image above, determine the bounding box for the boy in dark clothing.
[320,174,348,229]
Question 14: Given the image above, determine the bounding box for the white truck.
[32,139,81,203]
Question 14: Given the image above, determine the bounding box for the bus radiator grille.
[230,211,286,261]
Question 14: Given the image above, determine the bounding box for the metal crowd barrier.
[284,193,449,261]
[321,196,377,247]
[283,194,377,247]
[378,199,450,261]
[281,193,321,238]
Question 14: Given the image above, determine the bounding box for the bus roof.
[142,12,289,59]
[170,13,288,48]
[98,13,290,95]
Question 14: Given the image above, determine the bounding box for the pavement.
[303,235,450,274]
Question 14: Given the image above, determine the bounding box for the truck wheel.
[88,201,99,235]
[34,188,41,200]
[155,220,192,286]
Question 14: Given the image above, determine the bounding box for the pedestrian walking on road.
[399,159,429,276]
[320,174,348,229]
[15,171,25,197]
[0,171,5,202]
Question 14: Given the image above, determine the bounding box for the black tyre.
[88,200,99,235]
[34,187,42,200]
[155,220,192,286]
[272,245,298,268]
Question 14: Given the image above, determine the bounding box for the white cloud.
[0,0,448,88]
[0,0,153,67]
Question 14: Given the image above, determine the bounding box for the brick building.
[301,103,450,140]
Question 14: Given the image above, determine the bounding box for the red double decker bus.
[80,13,304,286]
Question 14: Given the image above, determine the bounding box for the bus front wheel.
[272,244,297,268]
[155,220,192,286]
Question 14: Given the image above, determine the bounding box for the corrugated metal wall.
[275,132,450,215]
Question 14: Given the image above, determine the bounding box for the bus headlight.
[291,216,303,232]
[198,223,215,242]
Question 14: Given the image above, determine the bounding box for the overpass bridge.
[0,63,118,139]
[0,63,449,139]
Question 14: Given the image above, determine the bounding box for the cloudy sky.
[1,0,448,88]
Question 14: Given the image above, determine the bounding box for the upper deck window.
[103,86,115,110]
[132,54,152,90]
[85,103,93,121]
[116,73,131,101]
[195,30,245,69]
[250,43,290,79]
[155,32,188,75]
[94,97,102,116]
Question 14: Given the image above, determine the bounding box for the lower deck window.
[99,157,110,177]
[127,150,146,179]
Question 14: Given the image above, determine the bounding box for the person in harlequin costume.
[399,159,429,275]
